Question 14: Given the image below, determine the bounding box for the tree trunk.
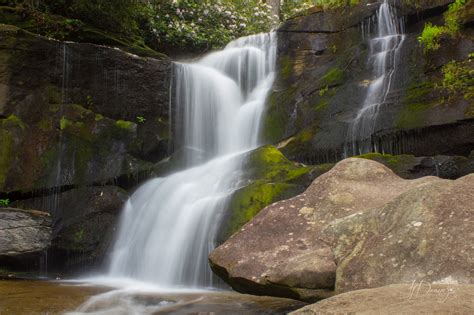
[265,0,281,20]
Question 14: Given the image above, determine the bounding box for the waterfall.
[346,0,405,155]
[107,33,277,288]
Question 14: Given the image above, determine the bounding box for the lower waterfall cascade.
[107,33,277,288]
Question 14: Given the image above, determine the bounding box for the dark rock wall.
[0,25,172,274]
[0,25,172,194]
[263,1,474,164]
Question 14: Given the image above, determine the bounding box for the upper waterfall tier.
[107,33,277,288]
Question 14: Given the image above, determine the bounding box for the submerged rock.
[0,208,51,269]
[209,158,473,301]
[290,283,474,314]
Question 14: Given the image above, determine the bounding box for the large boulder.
[209,158,473,301]
[217,145,331,242]
[291,283,474,314]
[324,173,474,292]
[0,208,51,269]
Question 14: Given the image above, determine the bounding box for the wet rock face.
[0,208,51,268]
[264,1,474,164]
[209,158,474,301]
[0,25,171,193]
[13,186,128,273]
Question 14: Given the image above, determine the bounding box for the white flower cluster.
[149,0,276,47]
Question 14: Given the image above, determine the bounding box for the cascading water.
[108,33,276,288]
[346,0,405,155]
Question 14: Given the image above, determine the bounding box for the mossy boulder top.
[209,158,474,301]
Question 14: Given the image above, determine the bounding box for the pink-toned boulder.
[210,158,474,301]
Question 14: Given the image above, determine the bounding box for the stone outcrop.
[355,151,474,179]
[0,24,171,194]
[324,173,473,293]
[290,283,474,314]
[209,158,474,301]
[0,208,51,268]
[264,1,474,164]
[0,24,171,273]
[12,186,127,272]
[217,145,332,243]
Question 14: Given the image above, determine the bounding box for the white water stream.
[107,33,277,289]
[347,0,405,155]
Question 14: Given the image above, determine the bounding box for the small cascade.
[108,33,277,288]
[346,0,405,155]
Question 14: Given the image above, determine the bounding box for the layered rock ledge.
[0,208,51,268]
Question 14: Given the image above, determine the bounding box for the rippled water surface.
[0,280,304,314]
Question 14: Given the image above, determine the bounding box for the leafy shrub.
[417,23,446,52]
[146,0,276,49]
[0,199,10,207]
[418,0,467,52]
[439,60,473,96]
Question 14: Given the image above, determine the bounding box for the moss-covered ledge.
[0,6,167,59]
[218,145,332,242]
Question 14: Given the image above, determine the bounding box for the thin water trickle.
[108,33,277,289]
[346,0,405,155]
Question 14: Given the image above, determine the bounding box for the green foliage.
[418,0,467,52]
[281,0,359,20]
[115,119,134,130]
[319,85,329,96]
[147,0,276,49]
[439,60,473,97]
[136,116,146,124]
[4,0,277,50]
[86,95,93,107]
[444,0,466,33]
[321,67,344,85]
[417,23,446,52]
[0,198,10,207]
[46,0,150,35]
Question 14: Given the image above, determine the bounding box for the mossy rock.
[0,115,25,190]
[35,104,151,188]
[320,67,344,87]
[0,6,166,59]
[396,81,439,130]
[262,86,297,143]
[219,145,332,241]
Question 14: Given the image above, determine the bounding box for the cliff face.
[263,0,473,164]
[0,25,172,194]
[0,24,172,273]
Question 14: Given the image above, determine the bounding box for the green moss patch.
[0,6,166,59]
[396,82,438,130]
[355,152,418,173]
[221,146,317,240]
[262,86,297,143]
[321,67,344,86]
[0,115,25,190]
